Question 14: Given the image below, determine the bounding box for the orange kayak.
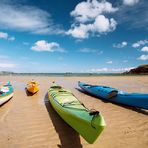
[27,81,39,94]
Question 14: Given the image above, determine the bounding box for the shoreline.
[0,73,148,77]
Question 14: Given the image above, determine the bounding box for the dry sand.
[0,75,148,148]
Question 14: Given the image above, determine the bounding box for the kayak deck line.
[52,95,89,111]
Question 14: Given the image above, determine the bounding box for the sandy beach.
[0,75,148,148]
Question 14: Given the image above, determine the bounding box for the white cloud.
[123,0,139,6]
[67,0,118,39]
[67,15,117,39]
[71,0,118,23]
[106,61,113,64]
[138,55,148,60]
[91,67,134,73]
[0,2,64,35]
[0,32,8,39]
[66,24,90,39]
[92,15,117,33]
[113,41,127,48]
[132,40,148,48]
[0,63,16,68]
[141,46,148,52]
[31,40,65,52]
[0,31,15,41]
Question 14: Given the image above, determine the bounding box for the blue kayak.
[78,81,148,110]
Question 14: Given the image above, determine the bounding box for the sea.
[0,72,145,77]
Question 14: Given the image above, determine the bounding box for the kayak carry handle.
[51,85,62,89]
[89,110,100,116]
[90,110,100,129]
[108,90,118,99]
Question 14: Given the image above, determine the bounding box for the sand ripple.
[0,76,148,148]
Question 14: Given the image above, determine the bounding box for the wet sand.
[0,75,148,148]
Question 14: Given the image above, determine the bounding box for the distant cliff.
[124,64,148,74]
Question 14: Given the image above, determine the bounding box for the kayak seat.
[59,90,67,92]
[83,84,93,87]
[0,91,4,94]
[50,86,62,89]
[31,82,36,84]
[58,90,71,93]
[102,86,110,88]
[107,90,118,98]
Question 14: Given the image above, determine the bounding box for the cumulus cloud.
[66,24,91,39]
[113,41,127,48]
[91,67,134,73]
[67,0,118,39]
[0,31,15,41]
[92,15,117,33]
[70,0,118,23]
[141,46,148,52]
[132,40,148,48]
[31,40,65,52]
[123,0,139,6]
[0,32,8,39]
[138,55,148,60]
[0,2,64,35]
[67,15,117,39]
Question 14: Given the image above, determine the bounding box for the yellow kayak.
[26,81,39,94]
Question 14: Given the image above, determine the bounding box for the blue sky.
[0,0,148,73]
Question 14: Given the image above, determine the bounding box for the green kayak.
[48,84,105,144]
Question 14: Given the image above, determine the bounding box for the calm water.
[0,73,146,77]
